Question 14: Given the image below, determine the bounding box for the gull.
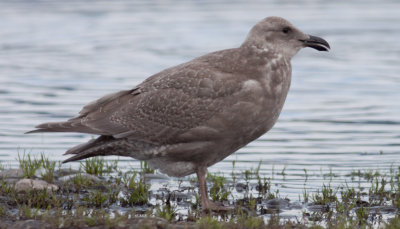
[27,16,330,211]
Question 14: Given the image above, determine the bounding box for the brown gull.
[27,16,330,211]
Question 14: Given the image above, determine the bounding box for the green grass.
[140,160,155,174]
[81,157,105,176]
[16,152,58,182]
[40,154,57,183]
[83,190,109,208]
[208,172,230,202]
[311,184,337,205]
[120,171,150,206]
[69,173,97,190]
[80,156,120,177]
[155,204,177,222]
[17,152,42,178]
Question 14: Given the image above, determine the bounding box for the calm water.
[0,0,399,199]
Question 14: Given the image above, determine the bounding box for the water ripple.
[0,0,399,197]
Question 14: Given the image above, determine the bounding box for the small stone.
[54,168,80,177]
[307,204,330,212]
[289,201,303,209]
[11,220,48,229]
[260,207,280,214]
[3,178,20,185]
[58,173,102,183]
[0,169,24,179]
[356,199,369,207]
[170,191,190,202]
[143,173,170,181]
[265,198,290,209]
[235,183,247,193]
[370,206,397,214]
[15,178,59,193]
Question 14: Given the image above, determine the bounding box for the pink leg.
[196,166,211,210]
[196,166,232,212]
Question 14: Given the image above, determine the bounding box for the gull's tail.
[62,135,121,163]
[25,120,97,134]
[62,135,158,163]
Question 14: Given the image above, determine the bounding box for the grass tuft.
[140,161,155,174]
[120,171,150,206]
[17,152,41,178]
[40,153,57,183]
[208,172,230,202]
[81,157,106,176]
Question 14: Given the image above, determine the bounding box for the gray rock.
[3,178,19,185]
[15,178,59,193]
[9,220,50,229]
[261,207,281,214]
[143,173,170,181]
[58,173,102,183]
[143,173,170,183]
[170,191,191,202]
[289,201,304,209]
[307,204,330,212]
[0,168,24,179]
[235,183,248,193]
[54,168,80,177]
[265,198,290,209]
[370,206,397,214]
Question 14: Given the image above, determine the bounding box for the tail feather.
[25,121,97,134]
[62,152,101,163]
[62,135,120,163]
[62,136,161,163]
[64,135,114,155]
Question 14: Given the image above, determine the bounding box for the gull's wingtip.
[25,129,41,134]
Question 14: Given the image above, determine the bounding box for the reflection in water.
[0,0,399,199]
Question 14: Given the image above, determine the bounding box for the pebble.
[307,204,330,212]
[0,169,24,179]
[370,206,397,214]
[2,219,48,229]
[3,178,20,185]
[265,198,290,209]
[170,191,191,202]
[260,207,280,214]
[143,173,170,182]
[54,168,80,177]
[235,183,247,193]
[58,173,102,183]
[15,178,59,193]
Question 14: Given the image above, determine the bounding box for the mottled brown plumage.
[27,16,330,211]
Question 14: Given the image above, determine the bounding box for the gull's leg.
[196,166,232,212]
[196,166,210,210]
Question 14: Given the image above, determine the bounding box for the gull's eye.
[282,27,291,34]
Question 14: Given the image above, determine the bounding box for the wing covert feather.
[70,56,243,143]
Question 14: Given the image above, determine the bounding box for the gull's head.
[243,16,330,59]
